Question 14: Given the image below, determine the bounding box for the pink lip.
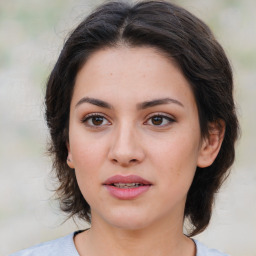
[103,175,152,200]
[104,175,151,185]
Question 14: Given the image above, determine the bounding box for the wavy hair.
[45,0,239,236]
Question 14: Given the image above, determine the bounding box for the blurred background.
[0,0,255,255]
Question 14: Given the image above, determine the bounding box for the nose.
[108,123,145,167]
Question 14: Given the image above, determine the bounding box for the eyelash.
[144,113,175,127]
[81,112,175,128]
[81,113,111,128]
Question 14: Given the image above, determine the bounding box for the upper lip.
[103,175,152,185]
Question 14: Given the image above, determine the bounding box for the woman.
[10,0,239,255]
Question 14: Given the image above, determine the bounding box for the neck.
[75,215,195,256]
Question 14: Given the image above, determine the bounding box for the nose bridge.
[108,120,144,165]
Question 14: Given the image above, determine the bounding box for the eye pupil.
[152,116,163,125]
[92,116,103,125]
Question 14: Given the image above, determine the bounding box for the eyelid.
[81,112,111,126]
[144,112,176,126]
[146,112,175,120]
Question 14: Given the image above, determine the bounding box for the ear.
[197,120,225,168]
[66,142,75,169]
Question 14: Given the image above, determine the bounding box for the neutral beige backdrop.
[1,0,255,255]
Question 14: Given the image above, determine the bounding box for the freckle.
[110,72,113,76]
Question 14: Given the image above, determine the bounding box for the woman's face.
[68,46,207,230]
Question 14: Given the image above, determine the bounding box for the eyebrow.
[75,97,112,109]
[75,97,184,109]
[137,97,184,109]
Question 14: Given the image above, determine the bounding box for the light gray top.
[9,232,229,256]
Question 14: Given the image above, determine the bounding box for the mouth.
[103,174,152,187]
[111,183,145,188]
[103,175,152,200]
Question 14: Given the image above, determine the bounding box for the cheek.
[149,133,199,165]
[147,131,200,184]
[70,137,106,203]
[69,137,105,196]
[70,129,107,168]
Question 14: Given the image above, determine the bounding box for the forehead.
[72,46,196,111]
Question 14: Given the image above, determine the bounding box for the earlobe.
[67,155,75,169]
[197,120,225,168]
[66,142,75,169]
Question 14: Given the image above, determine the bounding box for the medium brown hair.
[45,0,239,236]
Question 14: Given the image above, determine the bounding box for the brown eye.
[145,114,175,127]
[91,116,104,126]
[151,116,163,125]
[82,114,111,127]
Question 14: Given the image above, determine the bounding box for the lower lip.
[104,185,151,200]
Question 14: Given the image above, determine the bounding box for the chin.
[104,209,153,231]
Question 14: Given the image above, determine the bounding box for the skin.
[67,46,224,256]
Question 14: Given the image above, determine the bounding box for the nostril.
[111,158,138,165]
